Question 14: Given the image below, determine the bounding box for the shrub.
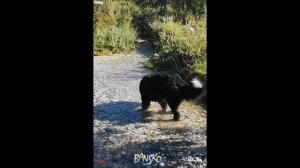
[147,15,206,78]
[93,0,138,55]
[94,25,137,55]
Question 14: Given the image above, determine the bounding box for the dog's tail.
[191,78,203,88]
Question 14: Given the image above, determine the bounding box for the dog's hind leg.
[166,97,181,121]
[158,100,168,112]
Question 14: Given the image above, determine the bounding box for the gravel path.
[94,43,207,168]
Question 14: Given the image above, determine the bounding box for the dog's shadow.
[94,101,174,126]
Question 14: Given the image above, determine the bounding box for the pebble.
[112,153,122,160]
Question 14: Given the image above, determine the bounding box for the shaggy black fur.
[139,73,205,121]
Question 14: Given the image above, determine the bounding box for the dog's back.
[140,74,169,101]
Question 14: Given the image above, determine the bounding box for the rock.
[202,159,207,166]
[112,153,122,160]
[159,161,166,167]
[177,152,183,157]
[196,153,205,158]
[178,159,185,165]
[135,125,142,128]
[121,151,126,156]
[160,147,165,151]
[195,157,202,164]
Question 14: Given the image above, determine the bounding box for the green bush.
[94,0,138,55]
[144,53,173,70]
[94,1,207,80]
[148,15,206,78]
[94,25,137,55]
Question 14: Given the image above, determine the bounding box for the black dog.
[139,73,205,121]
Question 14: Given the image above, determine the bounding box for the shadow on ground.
[94,101,144,126]
[94,101,178,126]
